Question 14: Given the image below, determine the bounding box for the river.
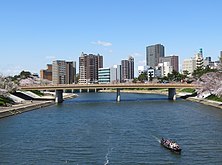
[0,92,222,164]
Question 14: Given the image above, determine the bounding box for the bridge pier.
[116,89,121,102]
[55,90,63,103]
[168,88,176,100]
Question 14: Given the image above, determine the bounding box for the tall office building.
[121,56,134,82]
[146,44,165,68]
[40,64,52,81]
[52,60,67,84]
[66,61,76,84]
[52,60,76,84]
[128,56,134,79]
[79,52,103,84]
[159,55,179,72]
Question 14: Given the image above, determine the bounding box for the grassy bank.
[31,90,44,96]
[0,96,13,106]
[206,95,222,102]
[179,88,196,93]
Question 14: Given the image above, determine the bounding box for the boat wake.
[152,135,161,143]
[104,147,113,165]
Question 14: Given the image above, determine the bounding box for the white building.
[98,65,122,84]
[138,65,149,75]
[112,65,121,83]
[182,58,196,75]
[182,49,205,75]
[98,68,110,84]
[147,68,155,81]
[157,62,173,77]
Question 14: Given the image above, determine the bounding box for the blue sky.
[0,0,222,76]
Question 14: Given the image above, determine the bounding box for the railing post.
[168,88,176,100]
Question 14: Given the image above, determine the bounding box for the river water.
[1,92,222,164]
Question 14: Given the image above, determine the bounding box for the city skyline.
[0,0,222,76]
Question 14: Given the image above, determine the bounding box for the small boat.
[161,138,182,153]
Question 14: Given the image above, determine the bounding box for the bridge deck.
[19,83,199,91]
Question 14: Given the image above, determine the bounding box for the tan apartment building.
[79,52,103,84]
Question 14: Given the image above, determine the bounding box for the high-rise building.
[52,60,67,84]
[79,52,103,84]
[128,56,134,79]
[52,60,76,84]
[66,61,76,84]
[121,60,129,81]
[40,64,52,81]
[146,44,165,68]
[159,55,179,72]
[121,56,134,82]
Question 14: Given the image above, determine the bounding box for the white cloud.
[129,52,143,57]
[91,40,112,47]
[45,56,56,59]
[137,60,146,66]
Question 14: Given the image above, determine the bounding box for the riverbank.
[0,93,78,119]
[0,100,54,118]
[99,89,222,109]
[186,97,222,109]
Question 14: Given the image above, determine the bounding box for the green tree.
[167,70,182,82]
[20,71,31,79]
[192,66,217,79]
[138,72,148,82]
[132,78,138,83]
[183,70,190,77]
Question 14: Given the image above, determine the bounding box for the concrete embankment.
[0,93,78,119]
[0,101,54,119]
[186,97,222,109]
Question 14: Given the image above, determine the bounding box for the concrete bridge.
[19,83,199,103]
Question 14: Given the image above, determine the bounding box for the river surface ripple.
[1,93,222,164]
